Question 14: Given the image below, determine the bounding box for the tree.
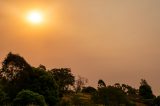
[139,79,154,99]
[126,85,138,97]
[13,90,47,106]
[98,79,106,88]
[0,53,59,106]
[0,52,32,99]
[74,75,88,92]
[121,84,138,97]
[38,64,46,71]
[0,52,31,81]
[29,67,59,106]
[92,86,131,106]
[49,68,75,95]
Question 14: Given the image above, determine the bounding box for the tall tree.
[98,79,106,88]
[139,79,154,99]
[0,52,32,81]
[49,68,75,95]
[29,67,59,106]
[74,75,88,93]
[0,52,32,99]
[0,53,59,106]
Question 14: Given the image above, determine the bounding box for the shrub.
[13,90,47,106]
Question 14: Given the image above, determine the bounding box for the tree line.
[0,52,160,106]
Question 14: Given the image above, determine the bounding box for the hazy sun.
[27,11,43,24]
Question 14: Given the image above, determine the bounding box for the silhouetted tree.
[98,79,106,88]
[1,52,31,81]
[0,53,157,106]
[0,53,59,106]
[139,79,154,99]
[38,64,46,71]
[0,52,32,99]
[92,86,131,106]
[126,86,138,97]
[49,68,75,96]
[74,75,88,93]
[29,67,59,106]
[121,84,138,97]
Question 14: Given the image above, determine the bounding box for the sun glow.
[26,10,44,24]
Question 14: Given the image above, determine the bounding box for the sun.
[26,10,44,24]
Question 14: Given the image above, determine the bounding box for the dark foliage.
[13,90,46,106]
[0,89,8,105]
[49,68,75,96]
[92,86,131,106]
[139,79,154,99]
[0,52,158,106]
[153,96,160,106]
[98,79,106,88]
[0,52,33,99]
[0,53,59,106]
[28,67,59,106]
[74,76,88,93]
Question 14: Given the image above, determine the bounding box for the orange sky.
[0,0,160,95]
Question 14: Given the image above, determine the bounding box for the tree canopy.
[92,85,131,106]
[13,90,47,106]
[139,79,154,99]
[98,79,106,88]
[0,52,158,106]
[0,53,59,106]
[49,68,75,96]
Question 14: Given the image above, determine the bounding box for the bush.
[13,90,47,106]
